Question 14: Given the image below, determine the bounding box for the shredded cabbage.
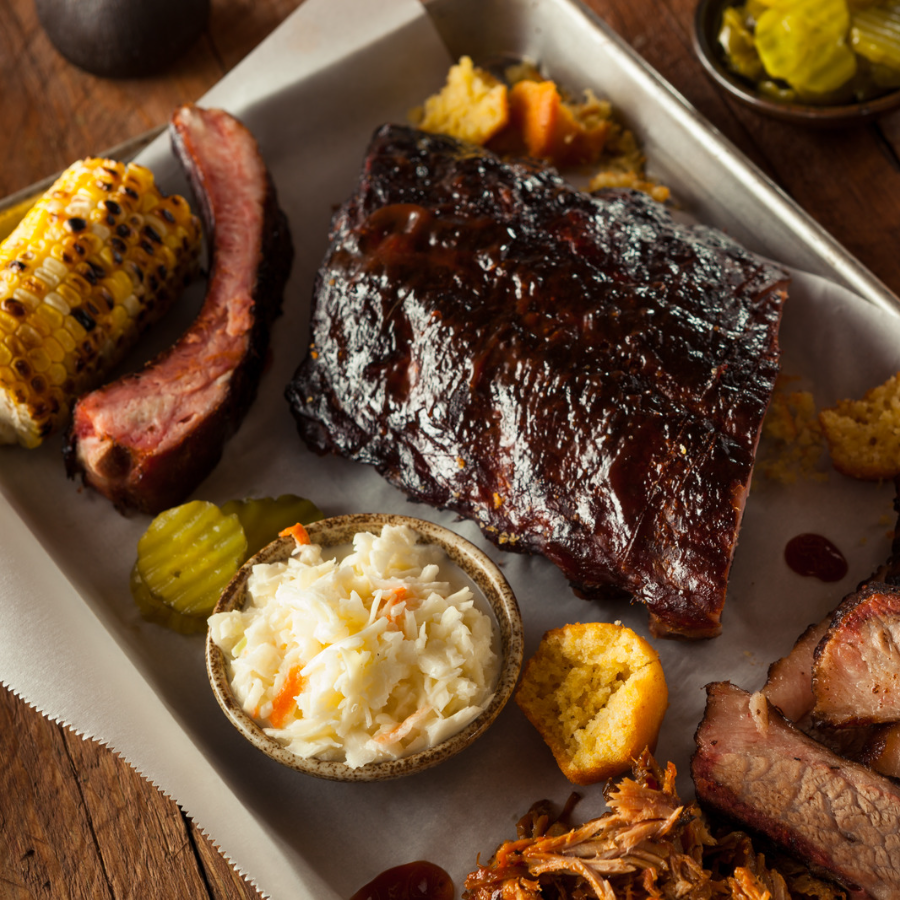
[209,524,499,768]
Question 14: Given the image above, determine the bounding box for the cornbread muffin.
[515,622,668,784]
[820,372,900,479]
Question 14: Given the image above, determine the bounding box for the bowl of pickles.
[694,0,900,124]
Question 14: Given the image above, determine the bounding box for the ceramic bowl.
[206,513,524,782]
[693,0,900,126]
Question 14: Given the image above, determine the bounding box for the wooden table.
[2,0,900,897]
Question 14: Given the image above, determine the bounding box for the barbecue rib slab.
[286,125,788,638]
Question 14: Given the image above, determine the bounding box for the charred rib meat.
[287,125,788,638]
[65,105,293,514]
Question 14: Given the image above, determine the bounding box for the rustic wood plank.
[0,0,304,198]
[62,728,218,899]
[189,823,264,900]
[0,683,267,900]
[0,686,113,900]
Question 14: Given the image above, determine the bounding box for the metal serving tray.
[428,0,900,313]
[2,1,900,899]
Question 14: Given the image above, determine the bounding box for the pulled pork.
[462,752,843,900]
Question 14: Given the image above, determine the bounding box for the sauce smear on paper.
[784,533,848,582]
[349,861,453,900]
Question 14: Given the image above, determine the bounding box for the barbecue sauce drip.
[349,861,453,900]
[784,533,848,582]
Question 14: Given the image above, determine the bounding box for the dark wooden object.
[2,0,900,896]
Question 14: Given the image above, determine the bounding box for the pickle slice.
[130,564,209,634]
[135,500,247,620]
[221,494,324,558]
[852,4,900,72]
[719,6,765,81]
[755,0,857,95]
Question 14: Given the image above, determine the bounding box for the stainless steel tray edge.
[424,0,900,316]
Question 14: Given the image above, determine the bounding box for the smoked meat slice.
[693,680,900,899]
[65,105,293,514]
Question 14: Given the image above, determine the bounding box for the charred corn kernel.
[0,157,201,447]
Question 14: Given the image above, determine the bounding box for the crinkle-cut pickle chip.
[132,495,325,631]
[221,494,324,558]
[852,4,900,70]
[130,564,209,635]
[135,500,247,621]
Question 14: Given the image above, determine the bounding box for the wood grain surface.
[2,0,900,897]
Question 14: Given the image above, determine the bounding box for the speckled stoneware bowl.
[206,513,524,782]
[694,0,900,126]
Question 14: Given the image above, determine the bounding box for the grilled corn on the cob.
[0,157,201,447]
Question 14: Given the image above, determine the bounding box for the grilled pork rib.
[693,681,900,899]
[65,105,293,514]
[287,125,788,638]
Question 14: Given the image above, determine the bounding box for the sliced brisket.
[812,582,900,727]
[693,681,900,899]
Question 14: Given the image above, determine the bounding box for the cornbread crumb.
[756,387,827,484]
[820,372,900,480]
[411,56,509,145]
[589,169,670,204]
[515,622,668,785]
[410,57,668,202]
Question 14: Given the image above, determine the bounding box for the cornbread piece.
[412,56,508,145]
[65,106,293,514]
[286,125,789,638]
[812,582,900,727]
[756,387,827,484]
[0,158,201,447]
[514,622,667,784]
[820,372,900,479]
[692,681,900,899]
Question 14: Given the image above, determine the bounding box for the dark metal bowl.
[693,0,900,126]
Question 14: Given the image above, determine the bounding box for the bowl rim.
[692,0,900,125]
[205,512,524,782]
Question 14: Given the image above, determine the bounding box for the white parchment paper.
[2,0,900,897]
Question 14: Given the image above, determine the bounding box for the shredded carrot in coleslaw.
[279,522,311,545]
